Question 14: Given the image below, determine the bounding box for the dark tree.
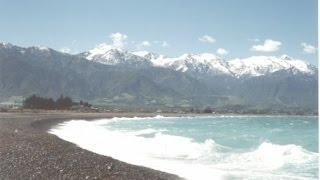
[23,95,56,109]
[203,107,213,113]
[23,94,73,110]
[56,94,73,109]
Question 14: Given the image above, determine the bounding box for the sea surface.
[50,115,318,180]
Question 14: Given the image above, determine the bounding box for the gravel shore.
[0,112,182,180]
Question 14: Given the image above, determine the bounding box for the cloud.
[153,41,169,48]
[199,35,216,43]
[161,41,169,47]
[301,42,317,54]
[59,47,71,53]
[141,41,151,47]
[136,41,151,50]
[251,39,282,52]
[216,48,229,55]
[92,32,128,51]
[109,32,127,49]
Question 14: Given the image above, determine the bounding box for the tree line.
[22,94,86,110]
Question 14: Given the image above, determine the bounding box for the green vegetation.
[22,94,91,110]
[14,94,318,115]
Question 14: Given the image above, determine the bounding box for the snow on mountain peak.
[87,43,122,60]
[174,53,231,74]
[25,46,51,55]
[175,53,220,63]
[280,54,292,60]
[178,53,191,59]
[34,46,50,51]
[228,55,314,77]
[85,46,153,66]
[146,52,231,74]
[0,42,13,48]
[83,44,315,77]
[131,50,150,57]
[194,53,219,60]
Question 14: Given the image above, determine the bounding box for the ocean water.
[49,115,318,180]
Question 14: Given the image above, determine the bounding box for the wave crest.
[49,119,318,180]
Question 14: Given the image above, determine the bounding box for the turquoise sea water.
[50,115,318,180]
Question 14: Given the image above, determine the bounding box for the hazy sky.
[0,0,318,64]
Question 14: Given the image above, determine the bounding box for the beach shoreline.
[0,112,183,180]
[1,112,317,180]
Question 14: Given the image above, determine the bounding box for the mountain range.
[0,42,317,111]
[83,44,316,77]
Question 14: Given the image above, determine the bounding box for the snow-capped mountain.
[149,53,231,75]
[0,42,13,49]
[85,47,233,75]
[2,41,317,78]
[81,44,152,67]
[0,42,53,57]
[0,42,317,111]
[83,46,316,78]
[131,50,161,60]
[227,55,316,77]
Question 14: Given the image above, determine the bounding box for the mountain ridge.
[0,42,317,111]
[82,45,316,78]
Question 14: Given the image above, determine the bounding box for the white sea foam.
[220,142,317,171]
[93,115,173,125]
[49,118,318,180]
[130,128,168,135]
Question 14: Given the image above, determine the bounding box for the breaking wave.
[49,118,318,180]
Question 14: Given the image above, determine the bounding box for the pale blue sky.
[0,0,317,64]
